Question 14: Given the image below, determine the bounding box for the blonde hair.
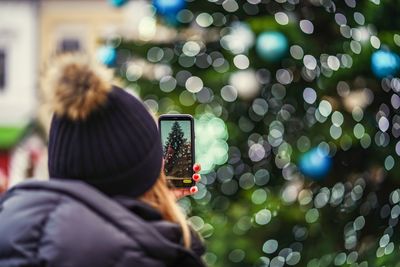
[139,172,191,249]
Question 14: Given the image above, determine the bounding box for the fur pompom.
[42,54,113,120]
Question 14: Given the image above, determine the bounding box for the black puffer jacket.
[0,180,206,267]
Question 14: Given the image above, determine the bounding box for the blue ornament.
[256,31,288,62]
[152,0,186,16]
[108,0,127,7]
[371,50,400,78]
[299,147,332,180]
[97,46,117,67]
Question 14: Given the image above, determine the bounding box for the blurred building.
[0,0,128,187]
[39,0,125,63]
[0,0,38,184]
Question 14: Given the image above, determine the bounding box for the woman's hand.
[171,163,201,199]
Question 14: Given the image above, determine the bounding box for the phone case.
[158,114,195,188]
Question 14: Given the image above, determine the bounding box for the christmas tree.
[103,0,400,266]
[163,121,191,177]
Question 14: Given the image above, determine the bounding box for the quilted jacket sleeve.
[0,190,166,267]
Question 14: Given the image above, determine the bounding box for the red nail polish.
[193,164,201,172]
[193,174,200,181]
[190,186,198,194]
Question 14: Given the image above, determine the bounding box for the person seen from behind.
[0,54,205,267]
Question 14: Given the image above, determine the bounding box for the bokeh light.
[4,1,400,266]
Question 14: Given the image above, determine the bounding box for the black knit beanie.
[46,55,162,197]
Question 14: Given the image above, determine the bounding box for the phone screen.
[160,117,194,187]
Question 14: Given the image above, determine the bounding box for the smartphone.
[158,114,195,188]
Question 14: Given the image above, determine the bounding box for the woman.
[0,55,206,267]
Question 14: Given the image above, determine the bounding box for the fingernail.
[193,164,201,172]
[192,173,200,182]
[190,186,198,194]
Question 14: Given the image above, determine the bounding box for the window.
[58,38,81,53]
[0,50,5,91]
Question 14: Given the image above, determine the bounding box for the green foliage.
[112,0,400,266]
